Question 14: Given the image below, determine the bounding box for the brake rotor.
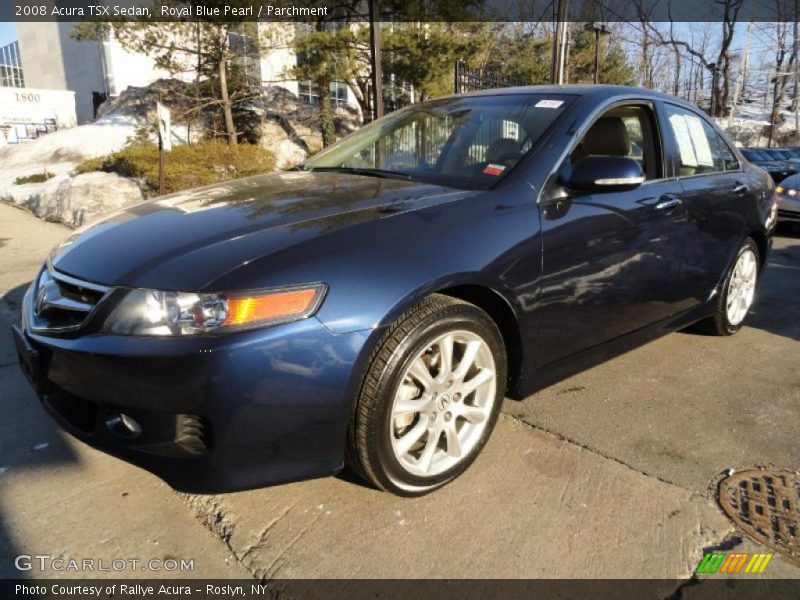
[718,469,800,566]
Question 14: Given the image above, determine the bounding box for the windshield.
[305,94,574,190]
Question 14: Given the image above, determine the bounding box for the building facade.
[16,22,172,124]
[14,22,360,126]
[0,86,77,144]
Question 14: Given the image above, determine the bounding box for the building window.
[0,41,25,88]
[298,80,349,107]
[227,28,261,91]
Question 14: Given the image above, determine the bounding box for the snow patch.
[0,114,146,227]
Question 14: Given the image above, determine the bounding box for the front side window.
[570,104,662,180]
[305,94,574,190]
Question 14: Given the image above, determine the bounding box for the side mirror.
[567,156,644,194]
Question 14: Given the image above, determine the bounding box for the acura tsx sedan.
[13,85,777,496]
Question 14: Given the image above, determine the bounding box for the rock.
[257,121,306,169]
[96,79,195,124]
[8,172,144,228]
[250,86,362,166]
[273,139,309,170]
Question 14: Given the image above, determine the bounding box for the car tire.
[699,237,760,336]
[347,294,507,496]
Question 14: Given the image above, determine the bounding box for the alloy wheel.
[726,248,758,326]
[388,330,497,478]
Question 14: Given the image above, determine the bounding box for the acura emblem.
[34,281,48,316]
[34,271,56,317]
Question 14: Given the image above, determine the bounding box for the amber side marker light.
[223,287,323,328]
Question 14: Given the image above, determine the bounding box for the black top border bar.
[2,0,798,23]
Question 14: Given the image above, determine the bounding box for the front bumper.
[13,284,375,493]
[777,194,800,223]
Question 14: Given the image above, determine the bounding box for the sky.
[0,21,16,47]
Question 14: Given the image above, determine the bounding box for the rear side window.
[664,104,725,176]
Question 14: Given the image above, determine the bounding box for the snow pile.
[717,102,799,147]
[0,114,143,227]
[0,115,138,183]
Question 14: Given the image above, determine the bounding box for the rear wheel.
[700,238,760,336]
[348,294,506,496]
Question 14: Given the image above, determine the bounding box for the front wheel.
[701,237,760,336]
[348,294,507,496]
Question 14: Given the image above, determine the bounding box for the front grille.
[778,209,800,221]
[29,267,111,333]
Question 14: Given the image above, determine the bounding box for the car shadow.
[745,231,800,342]
[0,282,83,578]
[680,231,800,343]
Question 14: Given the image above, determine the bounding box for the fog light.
[105,413,142,439]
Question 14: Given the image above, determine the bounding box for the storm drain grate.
[719,469,800,566]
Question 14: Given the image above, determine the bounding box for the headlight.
[102,284,326,336]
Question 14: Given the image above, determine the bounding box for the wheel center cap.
[436,393,451,412]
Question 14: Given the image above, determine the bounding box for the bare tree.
[649,0,743,116]
[760,2,798,144]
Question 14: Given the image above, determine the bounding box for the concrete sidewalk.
[1,202,798,584]
[0,204,249,579]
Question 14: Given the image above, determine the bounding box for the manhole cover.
[719,469,800,566]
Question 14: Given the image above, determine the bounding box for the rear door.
[659,102,757,310]
[538,101,688,364]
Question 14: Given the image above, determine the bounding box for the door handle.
[655,197,682,211]
[733,183,749,194]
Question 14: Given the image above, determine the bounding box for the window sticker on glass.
[535,99,564,109]
[684,115,714,166]
[483,163,507,176]
[669,114,698,167]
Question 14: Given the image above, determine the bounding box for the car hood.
[50,170,469,291]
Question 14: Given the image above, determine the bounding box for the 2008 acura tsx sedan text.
[13,85,777,496]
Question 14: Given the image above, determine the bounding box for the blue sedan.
[12,85,776,496]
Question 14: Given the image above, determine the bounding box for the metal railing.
[454,61,524,95]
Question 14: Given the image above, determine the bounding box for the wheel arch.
[748,229,769,269]
[435,284,525,399]
[368,276,527,400]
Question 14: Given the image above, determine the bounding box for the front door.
[537,103,688,364]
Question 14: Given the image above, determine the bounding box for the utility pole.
[587,22,611,84]
[368,0,384,120]
[710,62,719,116]
[551,0,569,85]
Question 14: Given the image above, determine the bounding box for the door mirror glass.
[567,156,644,193]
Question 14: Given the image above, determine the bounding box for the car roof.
[453,84,695,108]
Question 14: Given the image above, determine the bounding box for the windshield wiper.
[309,166,413,181]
